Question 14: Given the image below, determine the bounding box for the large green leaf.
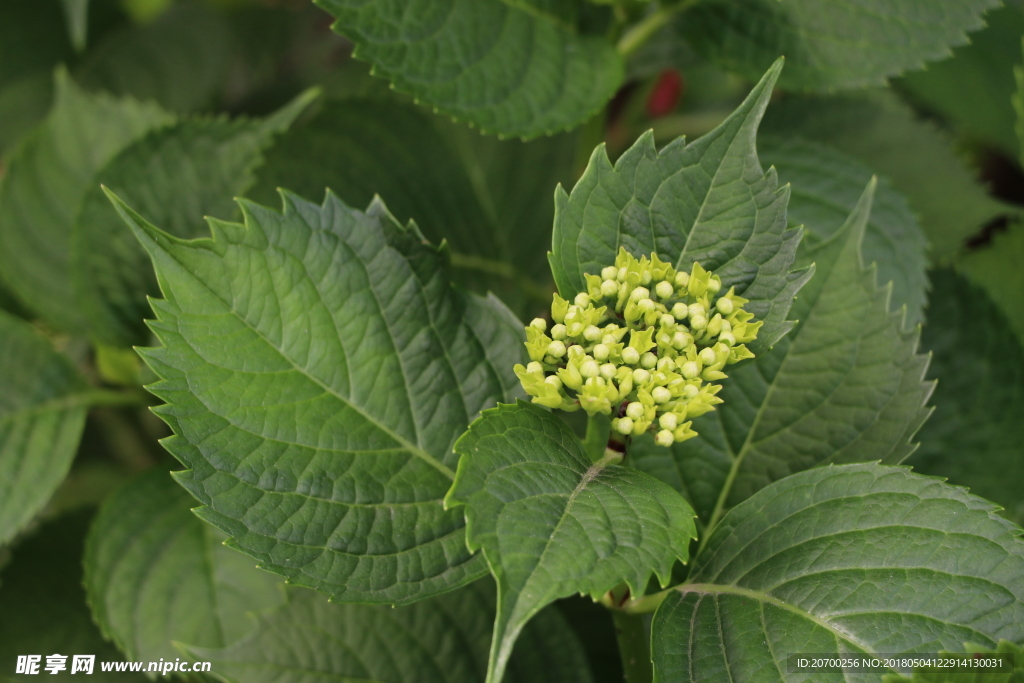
[960,223,1024,348]
[650,463,1024,683]
[897,5,1024,157]
[314,0,623,138]
[759,135,929,327]
[447,401,696,683]
[0,515,147,682]
[633,182,933,527]
[84,469,285,664]
[679,0,998,91]
[185,579,593,683]
[763,90,1012,262]
[115,188,525,605]
[0,311,94,548]
[550,59,808,355]
[911,269,1024,526]
[72,92,315,347]
[0,73,172,332]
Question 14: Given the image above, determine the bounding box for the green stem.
[613,610,654,683]
[583,413,611,462]
[616,0,699,58]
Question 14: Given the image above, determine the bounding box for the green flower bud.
[719,332,736,347]
[657,357,676,372]
[632,368,651,384]
[637,298,656,314]
[593,343,610,361]
[552,294,569,323]
[681,361,700,379]
[580,359,599,378]
[599,363,617,380]
[699,347,717,366]
[622,347,640,364]
[544,375,562,390]
[626,401,645,420]
[630,286,650,302]
[602,266,618,280]
[690,314,708,330]
[674,271,689,288]
[716,296,734,315]
[567,322,584,337]
[614,417,634,435]
[655,281,674,299]
[530,318,547,331]
[551,323,567,340]
[706,314,723,337]
[652,386,671,404]
[671,302,688,319]
[583,325,602,342]
[575,292,591,307]
[659,412,678,431]
[547,340,567,358]
[672,330,692,350]
[641,352,658,369]
[660,313,675,327]
[655,429,674,447]
[601,279,619,297]
[673,423,697,443]
[682,384,699,399]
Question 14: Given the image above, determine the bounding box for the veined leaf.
[759,135,929,327]
[961,223,1024,348]
[0,72,173,332]
[314,0,623,138]
[84,469,286,663]
[633,182,933,527]
[447,401,696,683]
[0,311,93,548]
[0,515,147,682]
[911,269,1024,526]
[185,580,593,683]
[763,90,1012,263]
[679,0,998,91]
[650,463,1024,683]
[114,188,525,605]
[72,91,316,347]
[549,59,809,355]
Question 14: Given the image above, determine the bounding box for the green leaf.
[0,311,94,548]
[910,269,1024,526]
[185,579,594,683]
[633,181,933,527]
[0,515,148,682]
[84,468,286,664]
[115,188,526,605]
[762,90,1013,263]
[502,0,578,28]
[76,4,232,113]
[883,641,1024,682]
[72,92,316,347]
[314,0,623,138]
[549,59,808,355]
[446,401,697,683]
[759,135,929,327]
[679,0,999,90]
[897,5,1024,157]
[650,463,1024,683]
[960,223,1024,348]
[0,73,173,332]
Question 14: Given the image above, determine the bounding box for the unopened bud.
[690,315,707,330]
[655,281,674,299]
[626,402,645,420]
[530,318,547,331]
[632,368,651,384]
[652,386,671,404]
[659,413,678,430]
[682,384,699,399]
[641,352,658,369]
[707,277,722,293]
[716,297,734,315]
[547,340,567,358]
[681,361,700,379]
[580,360,599,378]
[602,266,618,280]
[657,357,675,372]
[671,302,688,319]
[630,287,650,302]
[660,314,675,327]
[699,347,717,366]
[583,325,602,341]
[674,271,689,287]
[655,429,675,447]
[551,324,567,340]
[615,417,634,435]
[599,363,617,380]
[574,292,591,307]
[544,375,562,390]
[601,279,619,297]
[622,347,640,364]
[593,343,610,361]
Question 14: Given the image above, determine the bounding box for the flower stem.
[613,610,654,683]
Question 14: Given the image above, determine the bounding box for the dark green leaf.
[314,0,623,138]
[72,92,316,347]
[0,311,93,548]
[185,579,594,683]
[84,469,285,663]
[680,0,999,90]
[0,515,147,682]
[911,269,1024,526]
[447,401,696,683]
[759,135,929,326]
[115,188,525,605]
[633,182,933,526]
[550,59,808,355]
[0,73,172,332]
[650,463,1024,683]
[960,223,1024,348]
[763,90,1013,263]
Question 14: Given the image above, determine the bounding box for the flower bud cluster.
[515,248,761,447]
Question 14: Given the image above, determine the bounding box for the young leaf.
[184,580,593,683]
[314,0,623,138]
[0,311,94,548]
[762,91,1013,263]
[759,135,929,327]
[961,222,1024,348]
[633,181,933,526]
[446,401,697,683]
[650,463,1024,683]
[0,515,148,681]
[679,0,998,91]
[84,469,286,663]
[113,188,525,605]
[0,72,172,333]
[72,91,316,347]
[911,269,1024,526]
[549,59,809,355]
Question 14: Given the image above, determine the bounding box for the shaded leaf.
[633,182,933,526]
[651,463,1024,683]
[760,134,929,326]
[0,73,172,332]
[447,401,696,683]
[679,0,999,90]
[115,188,525,605]
[911,269,1024,526]
[314,0,623,138]
[84,469,285,663]
[960,222,1024,348]
[550,59,808,354]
